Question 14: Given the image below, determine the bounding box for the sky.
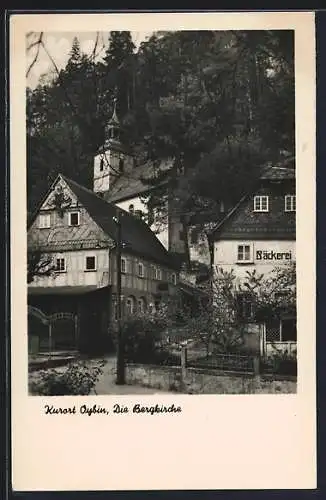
[26,31,153,89]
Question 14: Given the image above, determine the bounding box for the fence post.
[253,355,261,381]
[181,346,187,386]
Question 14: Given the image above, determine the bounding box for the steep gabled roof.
[210,163,296,241]
[60,175,176,268]
[104,159,173,204]
[209,194,249,238]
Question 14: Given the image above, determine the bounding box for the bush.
[123,315,176,365]
[29,359,106,395]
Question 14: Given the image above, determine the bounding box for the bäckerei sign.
[256,250,292,260]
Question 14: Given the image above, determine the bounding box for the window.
[119,158,124,173]
[171,273,177,285]
[285,195,296,212]
[100,158,104,171]
[266,318,297,342]
[55,257,65,272]
[85,256,96,271]
[126,296,135,316]
[254,195,269,212]
[237,244,252,263]
[39,213,51,229]
[128,204,134,214]
[138,262,144,278]
[138,297,146,314]
[156,268,162,280]
[121,258,126,273]
[69,212,80,226]
[281,318,297,342]
[236,292,254,321]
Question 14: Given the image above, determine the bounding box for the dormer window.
[129,204,134,215]
[285,195,296,212]
[69,212,80,226]
[254,195,269,212]
[39,213,51,229]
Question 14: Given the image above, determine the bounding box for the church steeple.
[93,93,134,196]
[104,96,122,146]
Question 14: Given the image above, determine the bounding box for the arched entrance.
[49,312,78,352]
[28,307,78,354]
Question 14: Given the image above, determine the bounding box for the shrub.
[123,315,179,365]
[29,359,106,395]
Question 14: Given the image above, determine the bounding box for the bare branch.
[40,38,61,78]
[26,32,43,78]
[91,32,99,61]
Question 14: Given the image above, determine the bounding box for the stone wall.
[125,364,297,394]
[126,364,182,392]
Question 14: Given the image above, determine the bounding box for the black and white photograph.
[25,27,298,396]
[9,11,316,492]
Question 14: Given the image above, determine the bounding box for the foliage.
[26,30,295,225]
[185,262,296,353]
[239,261,296,320]
[27,250,56,284]
[122,314,180,365]
[29,359,106,395]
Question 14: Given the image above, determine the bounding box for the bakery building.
[211,163,296,356]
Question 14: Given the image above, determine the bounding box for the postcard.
[10,11,316,491]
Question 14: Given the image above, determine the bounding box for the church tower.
[93,97,134,195]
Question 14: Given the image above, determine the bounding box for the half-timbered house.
[27,174,178,354]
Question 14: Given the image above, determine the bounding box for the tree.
[186,262,297,354]
[26,37,108,214]
[239,262,296,321]
[27,250,56,284]
[103,31,135,69]
[26,30,295,253]
[66,37,82,69]
[101,31,136,117]
[129,30,295,245]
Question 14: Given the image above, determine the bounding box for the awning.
[28,285,110,297]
